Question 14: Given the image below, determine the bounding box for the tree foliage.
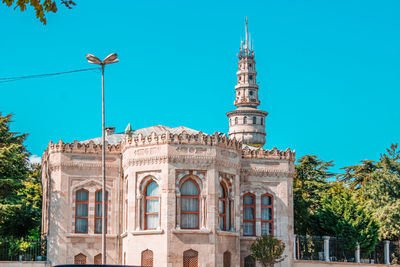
[250,235,286,267]
[313,183,378,256]
[0,113,42,238]
[1,0,75,24]
[293,155,334,235]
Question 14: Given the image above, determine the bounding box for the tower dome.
[226,17,268,147]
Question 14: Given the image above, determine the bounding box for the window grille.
[141,249,154,267]
[183,249,198,267]
[74,253,86,264]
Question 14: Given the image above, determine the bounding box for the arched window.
[243,193,255,236]
[243,116,247,124]
[223,251,231,267]
[145,181,159,230]
[219,183,227,231]
[141,249,154,267]
[74,253,86,264]
[235,117,238,125]
[183,249,198,267]
[75,189,88,233]
[181,180,200,229]
[95,190,108,233]
[244,255,255,267]
[94,253,102,264]
[261,193,273,235]
[261,117,263,125]
[252,116,256,124]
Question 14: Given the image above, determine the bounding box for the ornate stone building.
[41,19,295,267]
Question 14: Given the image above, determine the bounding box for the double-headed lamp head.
[86,53,119,65]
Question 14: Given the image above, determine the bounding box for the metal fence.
[0,238,46,261]
[296,235,400,265]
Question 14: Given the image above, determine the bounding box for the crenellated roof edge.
[242,147,296,162]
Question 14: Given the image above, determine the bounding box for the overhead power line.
[0,67,101,84]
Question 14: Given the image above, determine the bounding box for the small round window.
[249,91,253,96]
[249,75,253,80]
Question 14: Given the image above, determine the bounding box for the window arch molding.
[218,176,233,231]
[143,179,160,230]
[137,173,162,197]
[176,174,204,230]
[137,175,161,231]
[242,192,256,236]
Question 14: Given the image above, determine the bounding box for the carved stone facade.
[41,19,295,267]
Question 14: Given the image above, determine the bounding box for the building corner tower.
[227,17,268,147]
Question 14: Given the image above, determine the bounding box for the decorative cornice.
[123,131,242,151]
[242,147,295,162]
[46,140,121,154]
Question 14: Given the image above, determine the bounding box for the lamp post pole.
[86,53,119,264]
[101,63,106,265]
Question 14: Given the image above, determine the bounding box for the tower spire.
[227,17,268,147]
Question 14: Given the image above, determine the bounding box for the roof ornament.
[125,123,133,134]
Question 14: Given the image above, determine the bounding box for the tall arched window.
[261,117,263,125]
[234,117,238,125]
[183,249,198,267]
[219,183,227,231]
[244,255,255,267]
[243,193,255,236]
[141,249,154,267]
[243,116,247,124]
[252,116,256,124]
[95,190,108,233]
[145,181,159,230]
[261,193,273,235]
[74,253,86,264]
[75,189,88,233]
[223,251,231,267]
[181,180,200,229]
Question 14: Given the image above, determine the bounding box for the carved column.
[201,195,207,229]
[136,194,143,230]
[176,193,181,229]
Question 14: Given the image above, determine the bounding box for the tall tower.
[226,17,268,147]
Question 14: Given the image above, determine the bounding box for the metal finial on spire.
[245,16,248,49]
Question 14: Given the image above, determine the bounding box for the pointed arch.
[181,179,200,229]
[244,255,255,267]
[243,193,255,236]
[183,249,198,267]
[74,253,86,264]
[141,249,153,267]
[75,189,88,233]
[144,179,159,230]
[261,193,273,235]
[223,251,231,267]
[94,253,102,264]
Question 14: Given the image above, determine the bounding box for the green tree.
[250,235,286,267]
[2,0,75,24]
[293,155,334,235]
[313,183,379,256]
[0,113,42,238]
[363,169,400,241]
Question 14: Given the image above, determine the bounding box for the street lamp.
[86,53,119,264]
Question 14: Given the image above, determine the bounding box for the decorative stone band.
[123,131,242,151]
[241,168,295,178]
[242,147,295,162]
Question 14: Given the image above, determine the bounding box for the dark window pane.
[76,218,87,233]
[244,207,254,220]
[243,195,254,205]
[76,203,88,217]
[182,198,198,212]
[262,195,272,206]
[76,190,88,201]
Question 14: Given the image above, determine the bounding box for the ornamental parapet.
[45,140,121,155]
[123,131,242,151]
[242,147,295,162]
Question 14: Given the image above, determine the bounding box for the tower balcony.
[234,98,260,107]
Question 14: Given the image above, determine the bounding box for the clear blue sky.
[1,0,399,173]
